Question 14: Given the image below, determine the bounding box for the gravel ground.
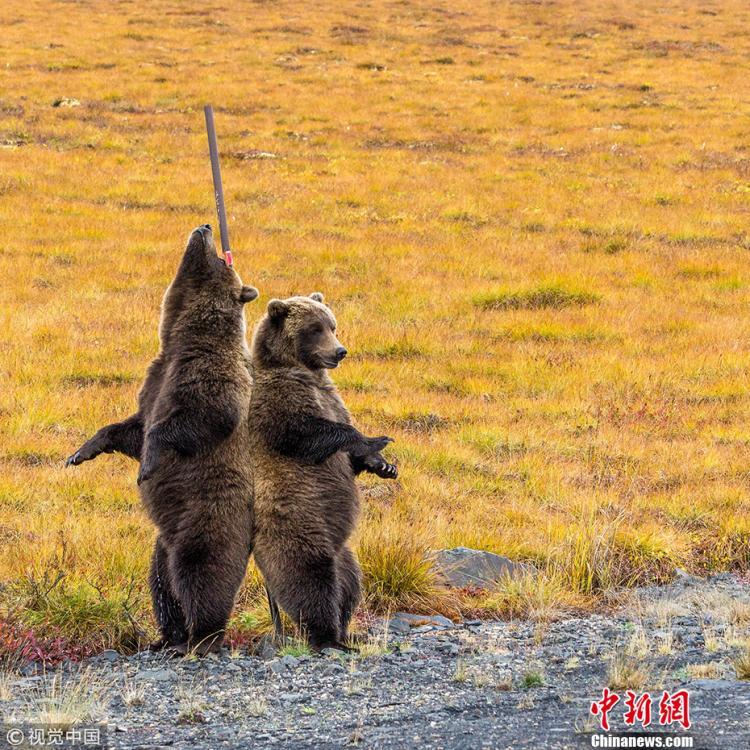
[3,573,749,749]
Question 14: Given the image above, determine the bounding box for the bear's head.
[159,224,258,345]
[251,292,347,371]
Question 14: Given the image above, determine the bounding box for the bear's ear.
[309,292,325,304]
[240,286,259,304]
[267,299,289,320]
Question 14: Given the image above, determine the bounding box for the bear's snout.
[334,346,347,362]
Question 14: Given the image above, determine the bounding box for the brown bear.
[67,224,258,654]
[249,293,397,651]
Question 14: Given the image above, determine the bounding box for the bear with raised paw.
[68,225,258,655]
[249,292,397,651]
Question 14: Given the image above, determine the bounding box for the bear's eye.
[311,324,324,335]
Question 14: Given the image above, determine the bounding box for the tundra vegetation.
[1,0,749,658]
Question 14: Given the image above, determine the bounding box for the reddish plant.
[0,619,94,667]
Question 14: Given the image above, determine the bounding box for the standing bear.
[249,293,397,651]
[67,224,258,654]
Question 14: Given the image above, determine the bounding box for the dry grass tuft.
[478,572,588,622]
[176,679,207,725]
[685,662,723,680]
[607,647,651,691]
[358,528,453,614]
[16,669,108,730]
[353,620,392,658]
[121,677,145,708]
[0,671,14,701]
[733,644,750,680]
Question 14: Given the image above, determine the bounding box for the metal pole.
[204,104,233,266]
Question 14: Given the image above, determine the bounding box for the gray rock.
[433,546,528,588]
[280,655,299,669]
[136,668,178,682]
[690,679,737,691]
[673,616,698,628]
[280,692,306,702]
[225,662,242,673]
[269,660,286,675]
[673,568,700,584]
[436,642,460,656]
[388,618,411,636]
[100,649,120,663]
[391,612,455,629]
[680,632,704,648]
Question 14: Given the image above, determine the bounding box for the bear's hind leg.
[169,536,248,656]
[148,537,187,650]
[336,546,362,643]
[263,551,345,651]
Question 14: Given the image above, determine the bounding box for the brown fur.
[249,294,396,650]
[68,225,258,654]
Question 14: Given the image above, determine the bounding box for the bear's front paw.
[65,451,83,467]
[65,441,99,467]
[371,460,398,479]
[363,453,398,479]
[378,461,398,479]
[361,435,393,454]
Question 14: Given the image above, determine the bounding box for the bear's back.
[139,331,254,539]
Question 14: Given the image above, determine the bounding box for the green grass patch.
[14,577,146,652]
[521,670,544,688]
[474,284,599,311]
[278,640,313,658]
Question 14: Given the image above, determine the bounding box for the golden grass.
[685,662,723,680]
[734,643,750,680]
[2,0,750,649]
[353,622,393,659]
[0,671,14,702]
[607,649,651,692]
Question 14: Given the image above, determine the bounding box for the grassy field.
[2,0,750,655]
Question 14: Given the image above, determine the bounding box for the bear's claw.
[376,461,398,479]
